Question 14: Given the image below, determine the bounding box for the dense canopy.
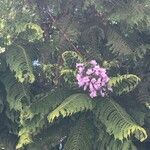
[0,0,150,149]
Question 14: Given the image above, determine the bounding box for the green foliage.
[109,74,141,95]
[95,121,137,150]
[6,44,35,83]
[16,23,44,42]
[16,132,32,149]
[108,0,150,31]
[106,28,133,56]
[17,89,72,148]
[21,89,72,121]
[27,121,69,150]
[0,72,30,111]
[95,98,147,142]
[64,116,93,150]
[0,84,5,113]
[0,0,149,149]
[98,136,137,150]
[16,115,46,149]
[62,51,83,67]
[127,108,146,126]
[83,0,103,11]
[0,0,41,44]
[0,133,17,150]
[137,81,150,107]
[0,95,4,113]
[42,63,59,82]
[0,56,7,73]
[47,94,95,123]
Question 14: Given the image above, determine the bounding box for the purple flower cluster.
[76,60,112,98]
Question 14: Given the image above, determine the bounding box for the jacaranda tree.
[0,0,150,149]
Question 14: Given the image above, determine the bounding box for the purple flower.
[76,63,84,68]
[78,66,85,74]
[76,74,82,81]
[90,60,97,66]
[77,75,90,87]
[94,81,101,90]
[76,60,112,98]
[89,82,95,92]
[90,90,97,98]
[82,76,90,83]
[91,78,96,83]
[93,66,106,76]
[76,63,85,74]
[83,83,89,91]
[86,68,93,75]
[78,81,85,87]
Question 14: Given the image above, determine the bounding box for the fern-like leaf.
[106,28,132,56]
[27,120,69,150]
[0,72,30,111]
[98,137,137,150]
[47,94,95,123]
[137,81,150,108]
[16,132,32,149]
[17,89,73,149]
[16,115,46,149]
[6,44,35,83]
[95,121,137,150]
[21,89,72,122]
[94,98,147,142]
[109,0,150,30]
[109,74,141,95]
[64,116,93,150]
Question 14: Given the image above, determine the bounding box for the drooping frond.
[27,120,69,150]
[62,51,83,67]
[137,80,150,108]
[17,115,71,149]
[97,134,137,150]
[64,116,93,150]
[16,89,73,148]
[47,94,95,123]
[95,121,137,150]
[106,28,133,56]
[106,30,149,63]
[16,115,46,149]
[21,89,72,121]
[0,72,30,111]
[94,98,147,142]
[0,0,149,149]
[6,44,35,83]
[109,74,141,95]
[16,23,44,42]
[127,108,146,126]
[16,132,32,149]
